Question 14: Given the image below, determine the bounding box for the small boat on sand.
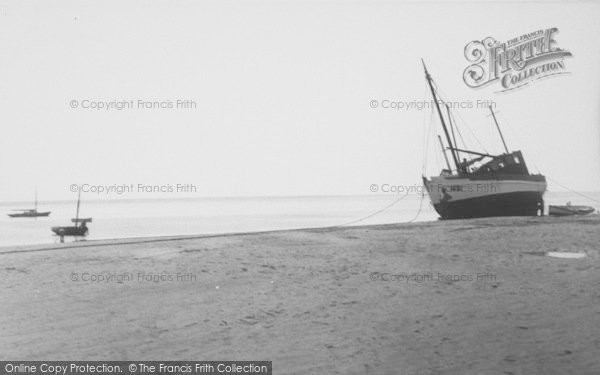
[549,203,595,217]
[51,191,91,237]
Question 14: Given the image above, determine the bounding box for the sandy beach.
[1,215,599,374]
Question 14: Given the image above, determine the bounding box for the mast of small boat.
[437,135,452,171]
[34,189,38,211]
[75,190,81,228]
[489,106,509,154]
[421,59,460,173]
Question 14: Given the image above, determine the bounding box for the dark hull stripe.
[440,174,546,182]
[433,191,543,219]
[51,226,89,236]
[8,212,51,218]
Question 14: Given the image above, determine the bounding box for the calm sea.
[0,192,598,248]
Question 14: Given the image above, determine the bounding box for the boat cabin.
[467,151,530,177]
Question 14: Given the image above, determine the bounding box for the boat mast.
[422,60,460,172]
[34,189,38,211]
[75,190,81,227]
[437,135,452,171]
[446,104,460,163]
[489,106,509,154]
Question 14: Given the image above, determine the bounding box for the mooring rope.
[331,102,434,228]
[546,177,600,205]
[333,192,410,228]
[495,111,599,206]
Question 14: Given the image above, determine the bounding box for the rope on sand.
[331,192,410,227]
[323,190,426,229]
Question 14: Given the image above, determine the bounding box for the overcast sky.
[1,0,598,202]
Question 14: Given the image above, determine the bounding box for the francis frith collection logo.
[463,28,572,92]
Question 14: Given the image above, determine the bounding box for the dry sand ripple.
[1,215,600,374]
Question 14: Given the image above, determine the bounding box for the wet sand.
[1,215,600,374]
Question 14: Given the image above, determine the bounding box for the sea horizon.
[2,189,599,205]
[2,191,599,248]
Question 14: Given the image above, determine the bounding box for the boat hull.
[8,211,51,218]
[433,191,543,219]
[549,205,595,217]
[51,226,89,236]
[424,176,546,219]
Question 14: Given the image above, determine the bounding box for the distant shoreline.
[1,190,598,206]
[2,213,597,254]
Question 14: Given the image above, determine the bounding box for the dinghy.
[51,190,92,237]
[549,203,595,217]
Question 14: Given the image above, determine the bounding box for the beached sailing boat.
[7,190,51,218]
[51,190,92,237]
[421,61,547,219]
